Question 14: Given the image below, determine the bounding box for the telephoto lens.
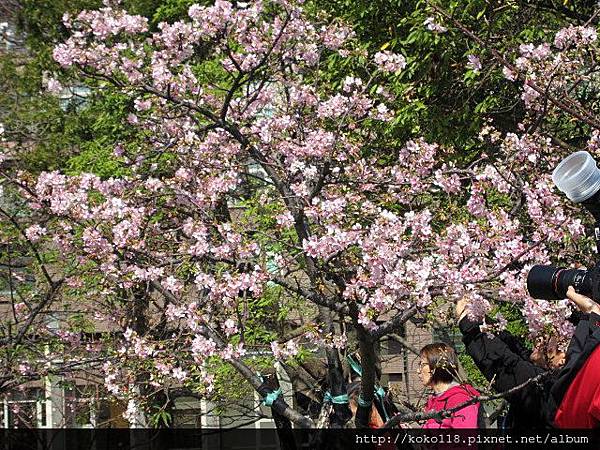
[527,265,592,300]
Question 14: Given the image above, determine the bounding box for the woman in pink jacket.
[418,343,481,428]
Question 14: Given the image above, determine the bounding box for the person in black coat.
[456,286,600,429]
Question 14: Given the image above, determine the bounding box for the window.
[3,388,46,428]
[172,397,202,428]
[385,338,403,355]
[388,373,403,382]
[64,384,112,428]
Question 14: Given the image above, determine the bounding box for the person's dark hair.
[419,342,460,384]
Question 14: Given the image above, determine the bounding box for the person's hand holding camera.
[566,286,600,316]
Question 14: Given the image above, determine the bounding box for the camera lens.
[527,265,592,300]
[527,265,563,300]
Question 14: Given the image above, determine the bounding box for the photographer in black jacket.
[457,286,600,428]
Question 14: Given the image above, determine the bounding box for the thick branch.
[271,275,349,314]
[356,325,377,428]
[371,305,418,339]
[318,306,352,428]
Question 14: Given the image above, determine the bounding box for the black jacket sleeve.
[563,312,600,362]
[459,316,545,399]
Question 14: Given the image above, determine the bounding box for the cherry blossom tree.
[0,0,597,428]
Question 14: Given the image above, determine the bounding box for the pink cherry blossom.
[424,17,447,33]
[466,54,482,72]
[373,51,406,73]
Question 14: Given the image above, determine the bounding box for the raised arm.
[456,299,545,395]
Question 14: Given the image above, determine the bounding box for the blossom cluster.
[373,51,407,73]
